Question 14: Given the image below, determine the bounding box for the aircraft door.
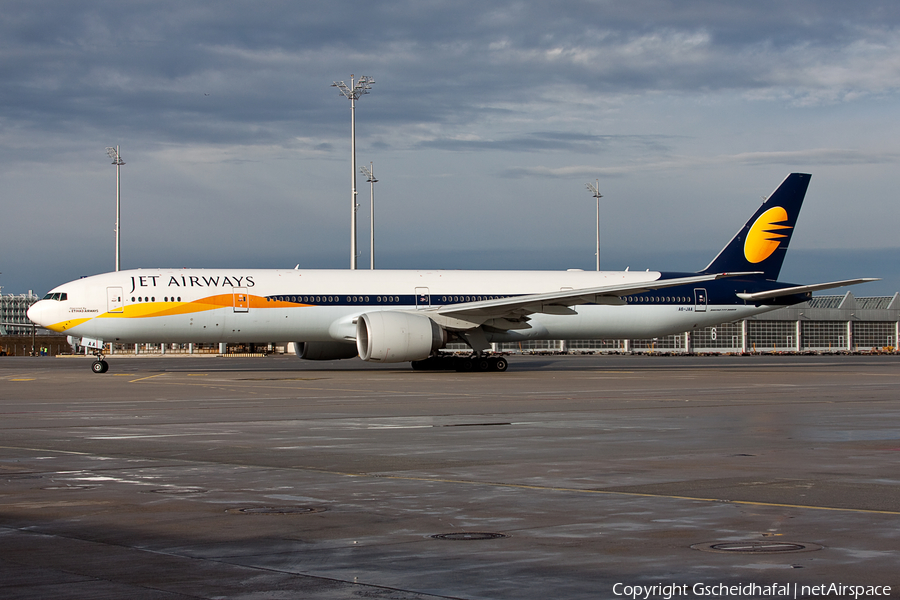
[415,287,430,309]
[107,287,124,313]
[233,287,249,313]
[694,288,708,312]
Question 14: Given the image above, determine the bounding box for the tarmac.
[1,353,899,599]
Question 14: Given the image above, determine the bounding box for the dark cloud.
[4,0,900,149]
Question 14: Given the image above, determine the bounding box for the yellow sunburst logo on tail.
[744,206,792,263]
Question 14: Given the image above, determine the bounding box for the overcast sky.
[2,0,899,296]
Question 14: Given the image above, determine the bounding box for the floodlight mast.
[106,146,125,272]
[332,74,375,270]
[585,179,602,271]
[360,162,378,270]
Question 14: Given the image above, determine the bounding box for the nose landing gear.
[91,352,109,373]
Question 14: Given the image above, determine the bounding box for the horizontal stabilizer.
[736,278,880,301]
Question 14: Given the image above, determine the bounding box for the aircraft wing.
[735,278,880,302]
[424,272,749,330]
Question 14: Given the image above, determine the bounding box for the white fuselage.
[28,268,770,345]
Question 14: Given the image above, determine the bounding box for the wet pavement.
[1,353,899,599]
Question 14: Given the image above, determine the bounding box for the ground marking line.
[3,440,895,516]
[128,373,168,383]
[294,468,900,516]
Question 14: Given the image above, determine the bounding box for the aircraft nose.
[26,301,47,326]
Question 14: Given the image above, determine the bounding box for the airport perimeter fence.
[483,317,897,355]
[480,321,897,355]
[0,334,71,357]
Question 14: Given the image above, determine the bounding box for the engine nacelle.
[356,311,446,363]
[294,341,359,361]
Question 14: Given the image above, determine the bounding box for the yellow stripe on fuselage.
[50,294,305,332]
[45,317,92,333]
[96,294,305,320]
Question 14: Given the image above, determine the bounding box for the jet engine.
[294,341,359,360]
[356,311,446,363]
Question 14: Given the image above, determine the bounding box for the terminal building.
[0,291,38,336]
[2,291,899,356]
[0,291,62,356]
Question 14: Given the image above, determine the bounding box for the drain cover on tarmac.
[148,487,207,494]
[228,506,326,515]
[431,532,508,541]
[691,541,822,554]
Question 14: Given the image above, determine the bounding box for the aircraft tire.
[456,358,474,372]
[475,358,491,372]
[491,357,508,372]
[91,360,109,374]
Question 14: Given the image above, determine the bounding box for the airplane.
[27,173,876,374]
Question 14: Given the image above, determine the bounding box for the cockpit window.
[42,292,68,301]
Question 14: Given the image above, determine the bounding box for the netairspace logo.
[613,582,892,599]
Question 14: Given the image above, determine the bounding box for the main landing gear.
[411,354,509,372]
[91,352,109,373]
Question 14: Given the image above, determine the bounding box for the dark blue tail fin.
[701,173,810,280]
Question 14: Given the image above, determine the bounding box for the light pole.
[360,162,377,270]
[585,179,602,271]
[106,146,125,271]
[332,74,375,270]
